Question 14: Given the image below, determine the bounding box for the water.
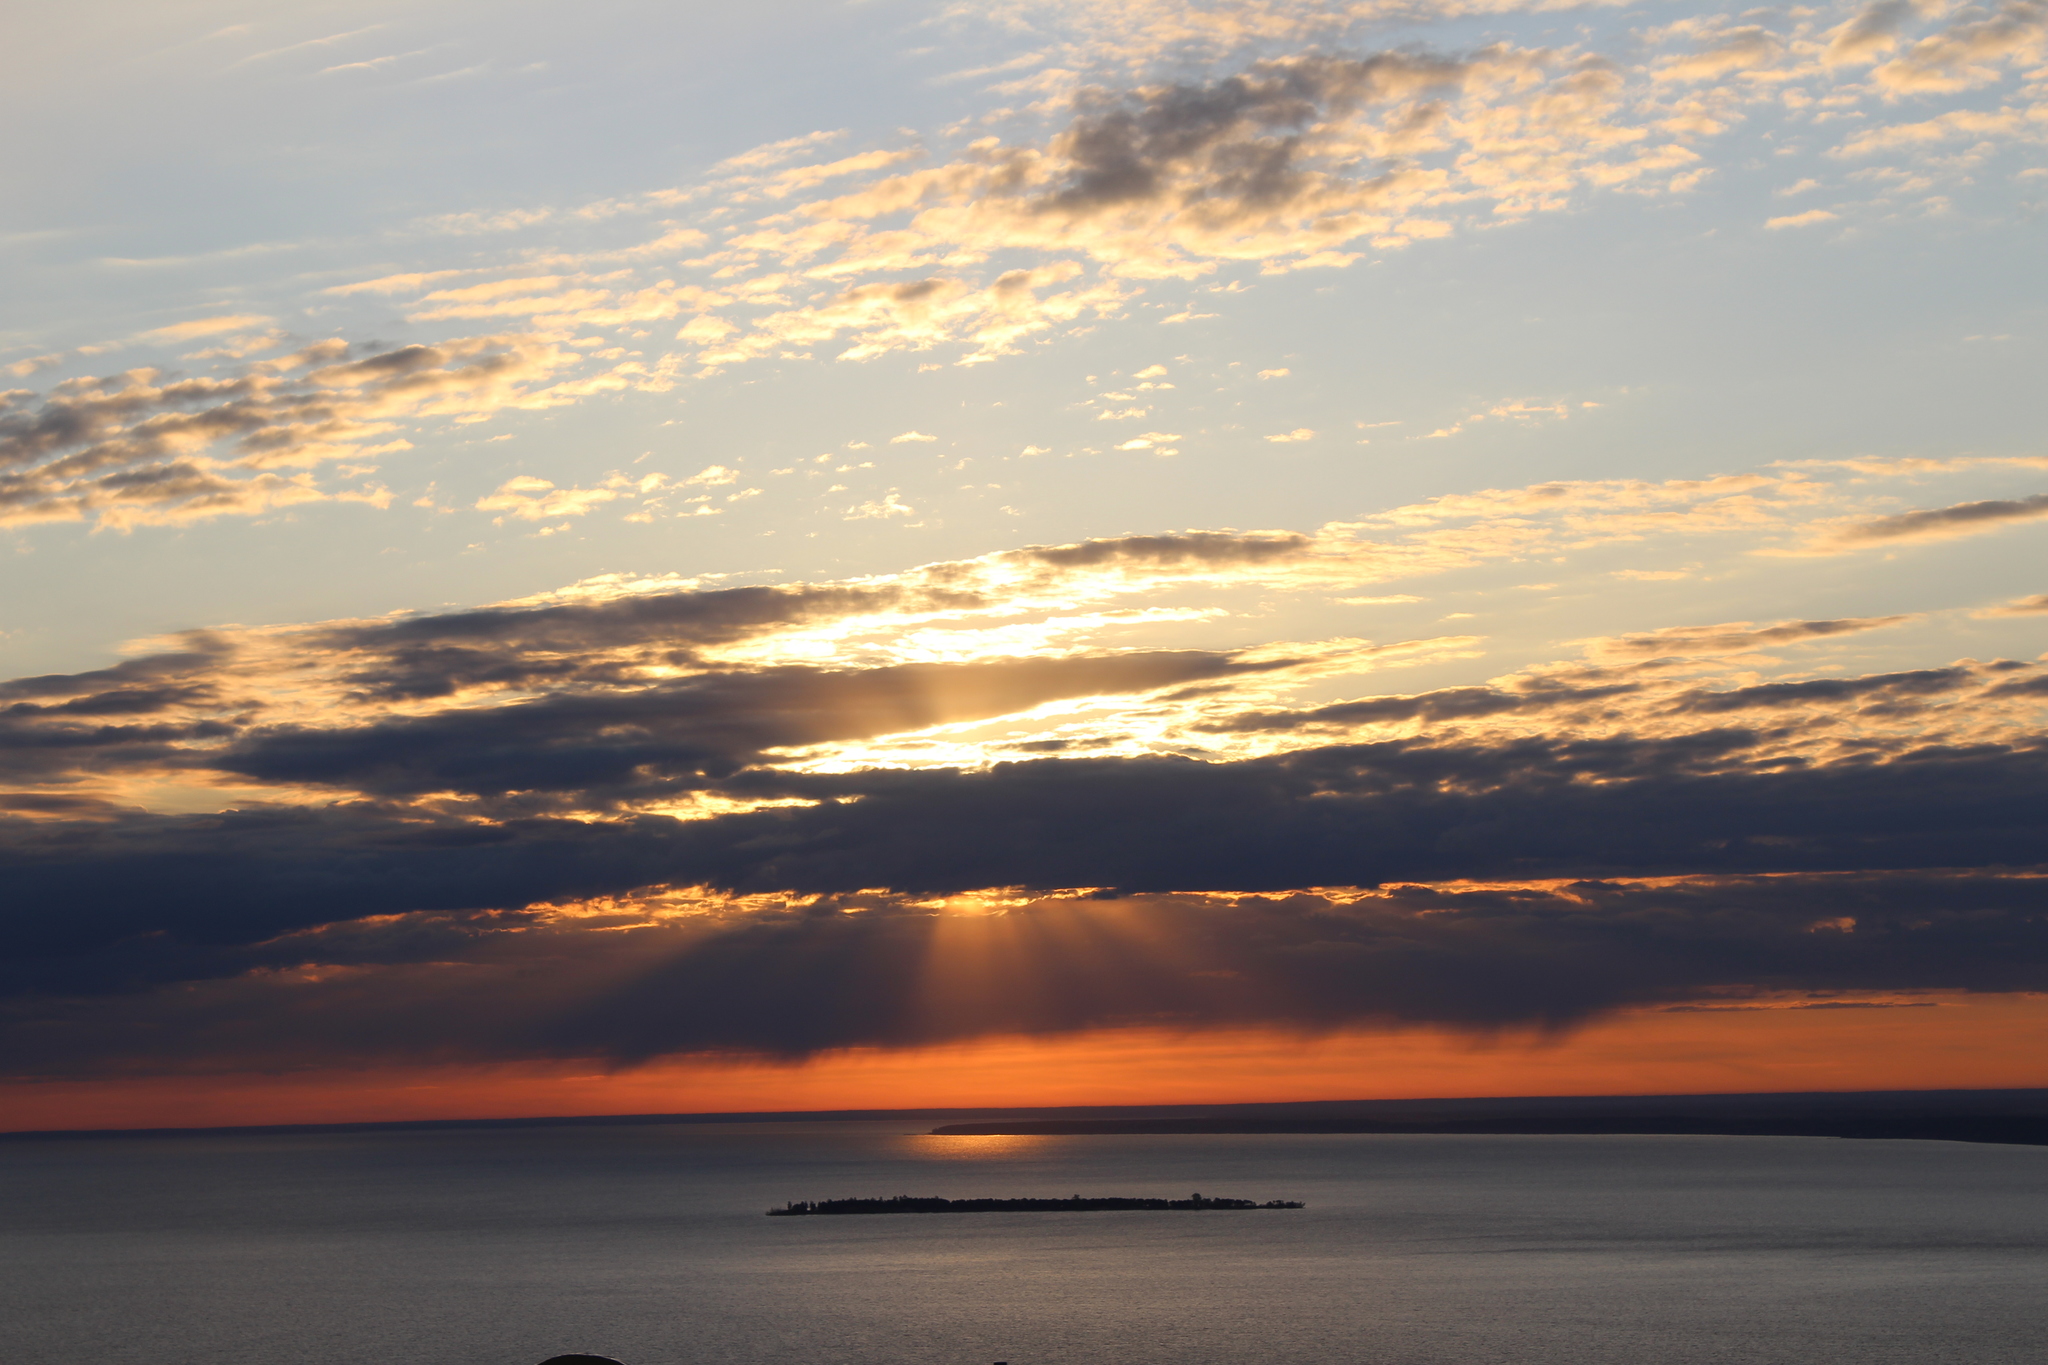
[2,1123,2044,1365]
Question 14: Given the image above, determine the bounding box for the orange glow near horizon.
[6,991,2045,1134]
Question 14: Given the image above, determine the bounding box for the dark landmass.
[6,1087,2044,1143]
[768,1195,1304,1216]
[0,1108,968,1143]
[929,1113,2048,1146]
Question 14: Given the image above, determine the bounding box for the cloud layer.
[8,0,2041,530]
[2,489,2044,1078]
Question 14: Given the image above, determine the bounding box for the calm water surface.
[2,1123,2044,1365]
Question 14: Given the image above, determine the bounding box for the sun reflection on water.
[900,1133,1052,1161]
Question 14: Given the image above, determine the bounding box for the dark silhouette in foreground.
[767,1193,1304,1216]
[537,1356,623,1364]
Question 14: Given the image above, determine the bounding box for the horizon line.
[8,1085,2047,1143]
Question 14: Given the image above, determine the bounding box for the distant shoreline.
[928,1115,2048,1146]
[5,1087,2044,1143]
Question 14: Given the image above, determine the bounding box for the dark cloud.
[0,639,230,702]
[1827,0,1917,59]
[0,792,136,818]
[4,869,2044,1076]
[2,681,221,718]
[1204,681,1640,732]
[7,726,2047,965]
[4,615,2044,1080]
[0,645,243,782]
[216,650,1287,800]
[671,735,2048,895]
[484,871,2048,1060]
[1987,673,2048,698]
[0,717,238,783]
[323,583,930,699]
[1012,531,1312,570]
[319,532,1314,700]
[1833,493,2048,545]
[1045,54,1464,216]
[1673,667,1972,712]
[0,804,691,961]
[1587,615,1913,658]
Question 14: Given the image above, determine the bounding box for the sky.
[2,0,2045,1131]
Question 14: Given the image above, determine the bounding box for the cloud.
[317,583,934,700]
[1765,209,1838,230]
[1576,616,1915,660]
[285,527,1330,703]
[228,25,387,69]
[1,452,1981,720]
[0,458,1998,753]
[936,52,1050,85]
[1203,679,1640,733]
[475,472,667,522]
[684,266,1127,369]
[713,130,849,173]
[1654,26,1785,82]
[323,270,474,295]
[137,314,274,344]
[531,733,2048,896]
[1670,667,1973,713]
[845,492,916,519]
[633,40,1723,376]
[1833,106,2048,159]
[890,430,938,443]
[208,650,1288,801]
[1977,593,2048,617]
[1265,428,1315,442]
[759,149,924,198]
[676,314,736,342]
[181,331,291,361]
[0,334,681,529]
[320,47,439,76]
[1422,399,1577,440]
[2,477,2046,1079]
[6,9,2027,525]
[4,866,2045,1075]
[1867,1,2048,93]
[4,615,2041,930]
[1115,431,1181,450]
[7,740,2048,1073]
[11,2,2048,1085]
[8,0,2025,521]
[1825,0,1918,64]
[749,47,1700,293]
[1821,493,2048,547]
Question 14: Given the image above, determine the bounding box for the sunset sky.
[3,0,2045,1131]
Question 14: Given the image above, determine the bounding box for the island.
[767,1194,1304,1216]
